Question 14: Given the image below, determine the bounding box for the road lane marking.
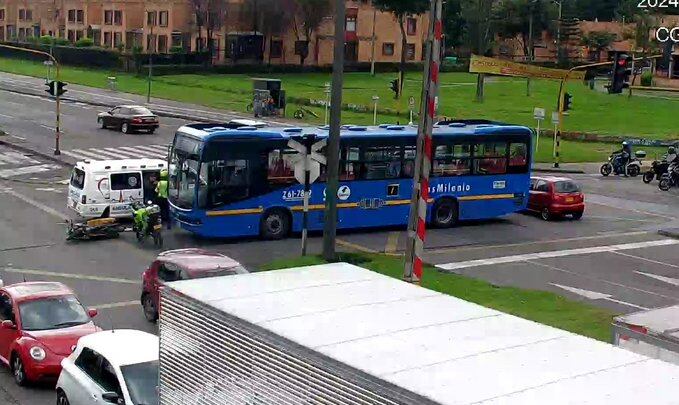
[587,200,676,220]
[95,300,140,310]
[636,271,679,286]
[0,113,14,118]
[551,283,649,310]
[435,239,679,271]
[527,260,679,301]
[66,149,111,160]
[424,231,651,255]
[613,251,679,269]
[2,268,138,284]
[0,164,61,179]
[337,239,379,254]
[0,187,69,220]
[385,232,400,253]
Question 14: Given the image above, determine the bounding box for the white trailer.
[158,263,679,404]
[613,304,679,366]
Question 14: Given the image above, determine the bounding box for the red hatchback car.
[141,249,248,322]
[0,281,100,386]
[527,176,585,221]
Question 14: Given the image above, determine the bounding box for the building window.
[146,11,157,26]
[68,30,75,42]
[76,10,84,23]
[406,43,416,60]
[0,9,4,21]
[346,16,357,32]
[294,40,308,56]
[67,9,75,22]
[19,9,25,21]
[26,10,32,21]
[104,10,112,25]
[382,42,394,56]
[270,40,282,58]
[0,27,4,41]
[147,34,156,52]
[114,11,122,26]
[158,35,167,53]
[103,31,112,47]
[407,18,417,35]
[76,30,83,41]
[171,33,182,48]
[159,11,168,27]
[113,32,122,47]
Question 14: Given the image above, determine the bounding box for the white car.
[56,330,158,405]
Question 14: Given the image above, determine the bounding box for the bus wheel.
[260,209,290,240]
[432,198,458,228]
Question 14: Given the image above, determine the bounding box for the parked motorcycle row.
[601,144,679,192]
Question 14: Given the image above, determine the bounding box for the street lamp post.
[147,24,154,104]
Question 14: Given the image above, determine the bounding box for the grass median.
[260,252,615,342]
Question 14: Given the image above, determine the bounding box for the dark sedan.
[97,105,159,134]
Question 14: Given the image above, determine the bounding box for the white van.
[67,158,167,218]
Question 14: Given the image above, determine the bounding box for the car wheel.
[12,354,27,386]
[540,208,552,221]
[572,211,583,220]
[142,294,158,322]
[121,123,130,134]
[260,209,290,240]
[57,390,70,405]
[432,198,458,228]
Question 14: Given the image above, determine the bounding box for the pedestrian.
[155,169,171,229]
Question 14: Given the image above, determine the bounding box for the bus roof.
[176,120,532,143]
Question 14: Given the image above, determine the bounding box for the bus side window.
[340,147,359,181]
[508,143,528,173]
[433,144,471,177]
[473,142,507,175]
[267,149,297,188]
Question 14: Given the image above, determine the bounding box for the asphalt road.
[1,75,679,404]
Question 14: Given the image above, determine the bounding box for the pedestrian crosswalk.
[61,144,169,161]
[0,149,61,179]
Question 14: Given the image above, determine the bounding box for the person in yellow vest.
[155,169,170,229]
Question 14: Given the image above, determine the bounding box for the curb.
[532,168,586,174]
[658,228,679,239]
[0,137,71,167]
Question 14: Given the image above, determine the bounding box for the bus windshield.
[169,135,205,209]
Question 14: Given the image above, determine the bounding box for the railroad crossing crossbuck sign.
[288,137,327,184]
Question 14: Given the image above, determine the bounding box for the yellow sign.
[469,55,586,81]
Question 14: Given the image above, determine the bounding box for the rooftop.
[158,248,246,274]
[4,282,73,301]
[166,263,679,404]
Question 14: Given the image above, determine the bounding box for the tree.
[580,30,616,61]
[242,0,295,63]
[372,0,429,98]
[291,0,333,65]
[460,0,496,57]
[443,0,465,51]
[494,0,556,61]
[190,0,228,59]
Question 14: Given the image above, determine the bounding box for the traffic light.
[389,78,400,98]
[562,92,572,112]
[609,53,631,94]
[45,80,67,97]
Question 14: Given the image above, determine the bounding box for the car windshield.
[132,107,153,115]
[121,360,159,405]
[19,296,90,331]
[554,181,581,193]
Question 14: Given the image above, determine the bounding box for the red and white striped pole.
[404,0,443,283]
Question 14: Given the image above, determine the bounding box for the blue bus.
[168,121,532,239]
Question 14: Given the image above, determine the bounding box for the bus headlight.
[30,346,46,361]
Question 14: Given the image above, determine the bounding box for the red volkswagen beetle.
[0,281,100,386]
[527,176,585,221]
[141,249,248,322]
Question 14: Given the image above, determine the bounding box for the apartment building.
[0,0,429,66]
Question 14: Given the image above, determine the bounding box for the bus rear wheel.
[432,198,458,228]
[260,209,290,240]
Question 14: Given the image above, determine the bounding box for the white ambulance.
[67,158,167,218]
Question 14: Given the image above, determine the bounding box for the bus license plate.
[153,224,162,231]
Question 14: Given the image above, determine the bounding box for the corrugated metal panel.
[159,289,417,405]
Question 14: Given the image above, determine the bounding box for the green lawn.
[1,55,677,160]
[261,253,616,342]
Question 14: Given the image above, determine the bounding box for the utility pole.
[147,23,153,104]
[404,0,443,283]
[322,0,346,261]
[370,7,377,76]
[555,0,562,65]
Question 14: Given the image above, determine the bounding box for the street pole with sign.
[551,111,559,161]
[44,60,53,84]
[408,96,415,125]
[324,82,331,125]
[533,107,545,152]
[372,95,379,125]
[289,135,327,255]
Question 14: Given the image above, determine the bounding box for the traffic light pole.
[0,45,61,155]
[554,60,615,168]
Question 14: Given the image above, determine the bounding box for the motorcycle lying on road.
[658,162,679,191]
[66,217,125,241]
[131,200,163,248]
[643,160,669,184]
[601,151,645,177]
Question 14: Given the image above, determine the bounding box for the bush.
[55,38,70,46]
[26,36,40,45]
[641,71,653,87]
[170,46,184,54]
[39,35,55,45]
[75,38,94,48]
